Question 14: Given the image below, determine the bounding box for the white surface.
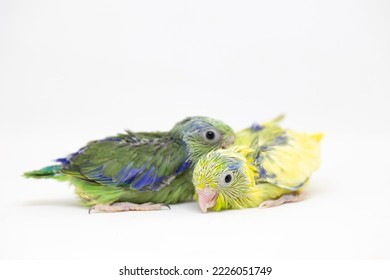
[1,0,390,261]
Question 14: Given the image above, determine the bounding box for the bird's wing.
[235,114,286,149]
[61,132,189,191]
[253,130,322,191]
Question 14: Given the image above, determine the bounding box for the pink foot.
[260,192,308,208]
[89,202,171,213]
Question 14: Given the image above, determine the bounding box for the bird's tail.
[311,133,324,143]
[24,165,63,179]
[268,114,285,124]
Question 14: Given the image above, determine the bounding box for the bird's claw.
[162,203,171,210]
[88,202,170,213]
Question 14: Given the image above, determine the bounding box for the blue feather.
[175,160,191,174]
[259,166,269,178]
[55,157,70,165]
[88,166,115,184]
[55,147,86,166]
[292,181,305,189]
[115,164,145,185]
[274,135,288,145]
[250,123,263,132]
[228,161,242,171]
[99,137,122,143]
[133,167,163,189]
[84,163,165,189]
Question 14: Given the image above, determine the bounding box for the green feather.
[72,171,194,206]
[193,115,322,212]
[24,117,236,207]
[24,165,65,180]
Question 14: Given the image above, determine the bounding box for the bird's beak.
[222,136,235,149]
[196,186,218,213]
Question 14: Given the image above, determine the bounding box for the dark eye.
[206,131,215,140]
[224,174,232,183]
[202,129,221,143]
[220,171,234,187]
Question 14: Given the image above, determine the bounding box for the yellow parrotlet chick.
[193,116,323,213]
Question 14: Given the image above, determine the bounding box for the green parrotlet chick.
[193,117,322,213]
[24,117,235,212]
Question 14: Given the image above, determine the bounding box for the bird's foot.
[260,192,308,208]
[89,202,171,213]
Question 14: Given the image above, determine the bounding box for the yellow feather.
[192,115,323,212]
[257,130,322,188]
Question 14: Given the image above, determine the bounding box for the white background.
[1,0,390,266]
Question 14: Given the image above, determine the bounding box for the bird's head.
[171,117,235,163]
[193,147,257,213]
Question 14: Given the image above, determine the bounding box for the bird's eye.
[202,129,221,143]
[220,171,234,187]
[224,174,232,183]
[206,131,215,140]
